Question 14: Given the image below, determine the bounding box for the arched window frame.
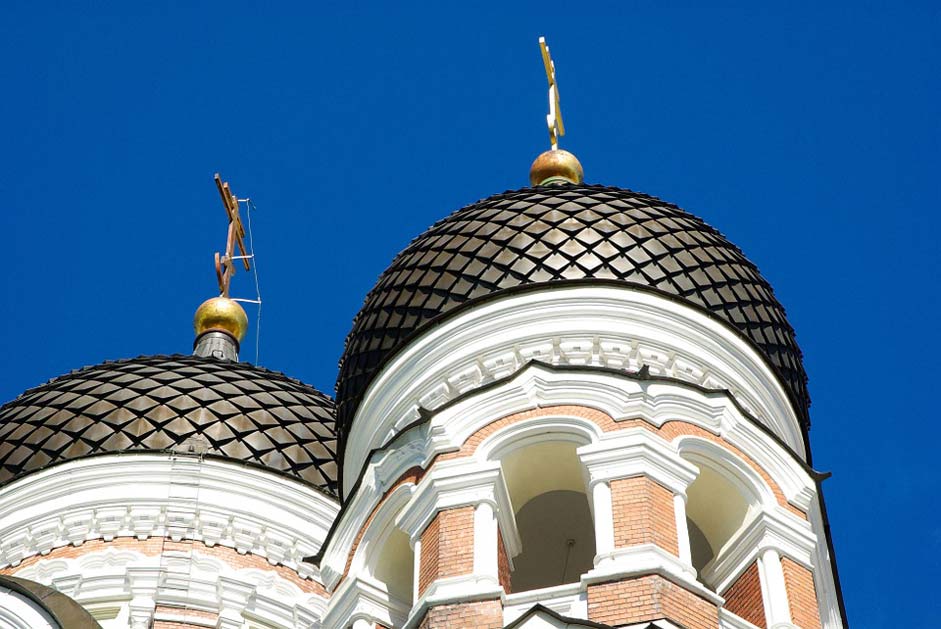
[348,483,416,612]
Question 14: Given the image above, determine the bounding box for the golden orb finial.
[529,149,584,186]
[194,296,249,341]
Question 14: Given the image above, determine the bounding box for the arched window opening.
[501,440,595,592]
[684,465,755,589]
[370,526,414,605]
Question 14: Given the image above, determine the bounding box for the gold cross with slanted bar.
[213,173,251,298]
[540,36,565,150]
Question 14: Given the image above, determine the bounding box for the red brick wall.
[588,575,719,629]
[418,511,440,596]
[782,557,822,629]
[498,528,512,594]
[722,562,766,628]
[417,506,476,597]
[611,476,679,555]
[417,599,503,629]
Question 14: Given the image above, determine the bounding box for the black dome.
[0,355,338,494]
[337,184,808,447]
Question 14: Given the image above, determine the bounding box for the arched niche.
[354,485,415,607]
[676,438,772,590]
[488,424,598,592]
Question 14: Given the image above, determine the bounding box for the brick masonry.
[417,506,476,597]
[417,599,503,629]
[722,561,766,628]
[339,404,820,627]
[498,528,512,594]
[611,475,679,555]
[782,557,822,629]
[587,575,720,629]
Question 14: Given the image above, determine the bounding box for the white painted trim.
[322,575,411,629]
[0,454,338,580]
[9,547,328,629]
[349,483,415,579]
[403,573,505,629]
[674,436,776,510]
[583,542,718,605]
[345,285,806,493]
[0,586,59,629]
[395,459,521,559]
[702,507,817,595]
[719,608,763,629]
[577,427,699,495]
[808,497,846,629]
[321,362,820,596]
[503,582,587,624]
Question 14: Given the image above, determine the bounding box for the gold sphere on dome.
[193,297,249,341]
[529,149,584,186]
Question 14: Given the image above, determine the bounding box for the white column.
[473,501,498,579]
[351,619,374,629]
[411,537,422,605]
[591,480,615,556]
[673,492,692,568]
[758,547,794,629]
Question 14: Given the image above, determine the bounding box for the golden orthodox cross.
[540,36,565,150]
[213,173,251,298]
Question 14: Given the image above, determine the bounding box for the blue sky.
[2,2,939,625]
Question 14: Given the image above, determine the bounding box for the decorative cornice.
[10,547,328,629]
[0,454,338,577]
[345,286,805,493]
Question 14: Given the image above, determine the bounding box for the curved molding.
[345,286,806,493]
[674,436,776,509]
[0,453,339,578]
[10,547,328,629]
[320,361,819,600]
[350,484,415,577]
[477,416,601,462]
[0,586,60,629]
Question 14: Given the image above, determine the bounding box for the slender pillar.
[474,501,498,579]
[673,492,692,568]
[759,547,795,628]
[591,480,615,556]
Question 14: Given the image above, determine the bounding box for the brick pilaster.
[417,506,475,598]
[723,562,766,628]
[782,557,822,629]
[610,475,679,555]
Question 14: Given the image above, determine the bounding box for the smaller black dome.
[0,355,338,494]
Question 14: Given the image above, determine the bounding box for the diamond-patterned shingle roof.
[0,355,338,494]
[337,184,809,449]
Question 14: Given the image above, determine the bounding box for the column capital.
[703,507,817,595]
[395,459,520,557]
[322,576,410,629]
[577,428,698,496]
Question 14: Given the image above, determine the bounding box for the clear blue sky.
[2,2,938,625]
